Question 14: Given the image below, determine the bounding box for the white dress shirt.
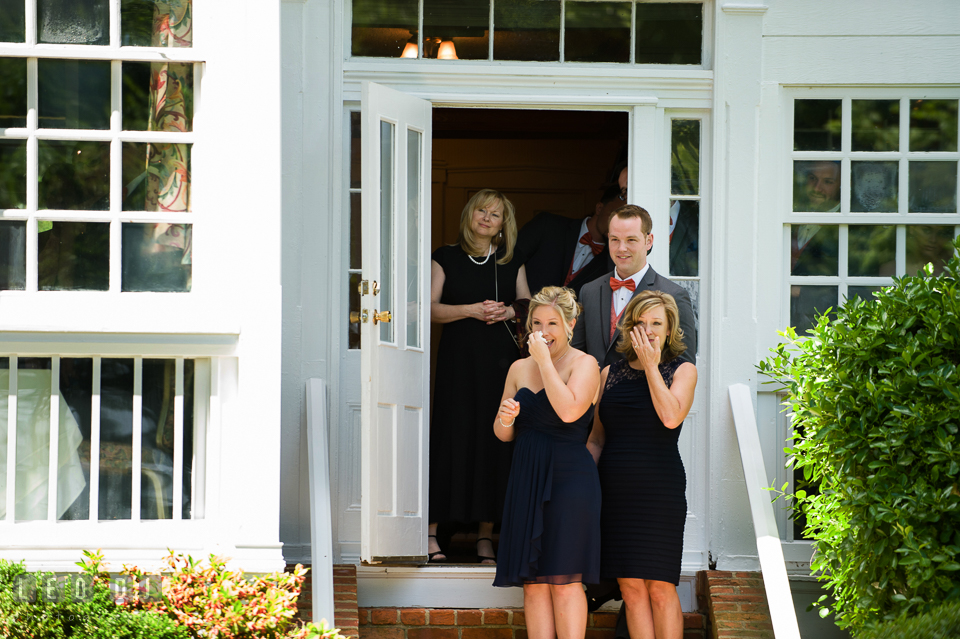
[612,263,649,317]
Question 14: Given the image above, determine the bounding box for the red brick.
[585,629,615,639]
[359,610,371,625]
[409,629,459,639]
[458,611,483,626]
[336,593,358,603]
[709,587,734,594]
[430,610,457,626]
[359,628,404,639]
[336,584,359,593]
[462,628,513,639]
[516,630,528,639]
[483,610,510,625]
[709,602,738,613]
[682,614,703,629]
[402,609,428,626]
[513,611,525,627]
[372,609,399,625]
[591,612,618,629]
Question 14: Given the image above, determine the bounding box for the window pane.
[794,99,841,152]
[0,0,25,42]
[0,360,5,518]
[791,224,838,276]
[847,286,882,303]
[790,285,837,334]
[38,140,110,211]
[122,143,192,212]
[908,161,957,213]
[851,99,899,152]
[906,225,956,277]
[424,0,489,60]
[122,62,194,132]
[351,192,362,270]
[99,358,133,520]
[351,111,361,189]
[58,358,93,521]
[669,200,699,277]
[494,0,560,62]
[351,0,418,57]
[910,99,958,153]
[0,139,28,209]
[121,0,192,47]
[380,121,395,342]
[851,161,898,213]
[121,223,192,292]
[181,358,194,519]
[848,225,894,277]
[0,58,27,127]
[0,221,26,290]
[792,160,841,212]
[635,3,702,65]
[38,0,108,45]
[38,222,110,291]
[349,273,362,350]
[14,358,53,521]
[671,120,700,196]
[564,1,630,63]
[38,59,111,130]
[407,129,422,349]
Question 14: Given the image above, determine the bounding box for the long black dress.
[429,244,520,524]
[494,388,601,587]
[597,357,687,585]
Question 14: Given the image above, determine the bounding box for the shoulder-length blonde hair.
[616,290,687,363]
[457,189,517,265]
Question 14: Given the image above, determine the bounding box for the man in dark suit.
[572,204,697,367]
[515,184,622,299]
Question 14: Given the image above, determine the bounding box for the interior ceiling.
[432,108,630,140]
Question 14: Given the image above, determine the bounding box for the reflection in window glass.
[0,221,26,290]
[792,161,841,212]
[851,161,898,213]
[380,121,395,343]
[0,58,27,128]
[99,358,133,520]
[847,286,882,303]
[424,0,489,60]
[851,100,899,152]
[122,143,192,212]
[790,285,837,334]
[38,222,110,291]
[349,273,362,350]
[0,1,25,42]
[494,0,560,62]
[13,358,54,521]
[121,0,193,47]
[38,59,111,130]
[351,112,362,189]
[908,161,957,214]
[0,359,5,514]
[351,0,418,57]
[122,62,194,132]
[671,120,700,196]
[794,99,842,152]
[121,223,192,292]
[407,129,422,349]
[635,3,702,65]
[906,225,956,277]
[669,200,699,277]
[0,140,28,209]
[351,192,362,270]
[564,1,630,63]
[791,224,838,276]
[848,225,894,277]
[910,99,958,153]
[38,140,110,211]
[58,358,93,521]
[38,0,108,45]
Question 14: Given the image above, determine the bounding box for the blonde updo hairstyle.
[616,290,687,364]
[525,286,582,343]
[457,189,518,265]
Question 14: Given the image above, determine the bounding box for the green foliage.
[858,600,960,639]
[758,238,960,634]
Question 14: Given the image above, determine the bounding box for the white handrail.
[306,378,336,626]
[728,383,801,639]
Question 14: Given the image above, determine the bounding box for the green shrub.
[858,600,960,639]
[758,238,960,634]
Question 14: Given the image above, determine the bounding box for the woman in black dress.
[428,189,531,563]
[587,290,697,639]
[492,286,601,639]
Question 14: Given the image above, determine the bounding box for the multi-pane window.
[669,117,701,347]
[788,96,959,332]
[348,110,362,349]
[0,0,195,293]
[351,0,703,65]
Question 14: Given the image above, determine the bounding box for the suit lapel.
[599,271,613,350]
[561,218,582,274]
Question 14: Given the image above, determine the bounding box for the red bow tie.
[579,233,604,256]
[609,277,636,292]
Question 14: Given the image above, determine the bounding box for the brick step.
[699,571,774,639]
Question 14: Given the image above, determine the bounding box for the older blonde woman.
[428,189,531,564]
[587,290,697,639]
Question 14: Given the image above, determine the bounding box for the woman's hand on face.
[498,398,520,426]
[631,326,661,370]
[528,330,551,367]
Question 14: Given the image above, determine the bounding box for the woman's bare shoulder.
[570,348,600,371]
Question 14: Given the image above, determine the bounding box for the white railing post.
[728,383,801,639]
[306,378,335,626]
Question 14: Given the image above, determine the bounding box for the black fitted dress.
[429,244,520,525]
[597,357,687,585]
[494,388,601,587]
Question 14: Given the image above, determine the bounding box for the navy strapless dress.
[493,388,601,587]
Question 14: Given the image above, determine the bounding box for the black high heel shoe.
[428,535,447,563]
[476,537,496,565]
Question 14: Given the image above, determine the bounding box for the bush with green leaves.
[858,600,960,639]
[758,238,960,634]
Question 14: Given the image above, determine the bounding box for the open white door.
[359,82,432,562]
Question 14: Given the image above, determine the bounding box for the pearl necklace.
[469,243,493,265]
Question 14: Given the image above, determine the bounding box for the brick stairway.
[699,571,775,639]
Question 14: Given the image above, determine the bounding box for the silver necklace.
[553,347,570,365]
[469,243,492,265]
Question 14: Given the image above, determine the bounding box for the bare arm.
[631,327,697,428]
[586,366,609,464]
[493,360,524,442]
[431,260,505,324]
[529,336,600,423]
[515,265,531,300]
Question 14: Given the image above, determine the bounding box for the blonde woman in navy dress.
[492,286,602,639]
[587,290,697,639]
